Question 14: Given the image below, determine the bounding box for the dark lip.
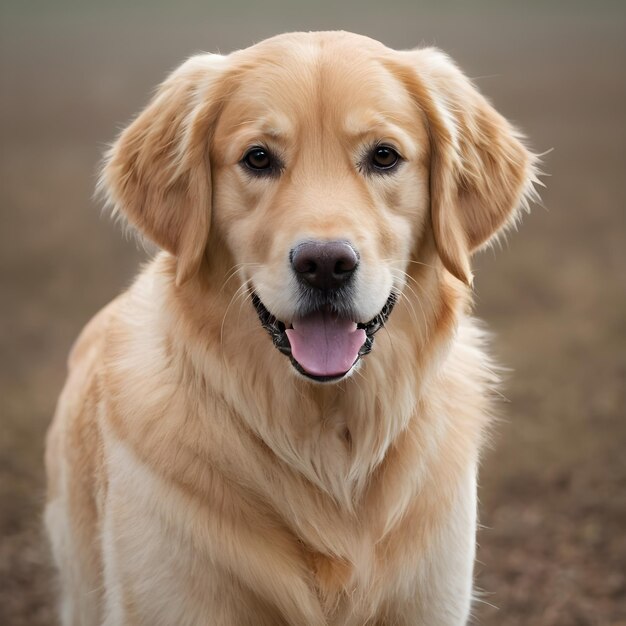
[251,291,397,382]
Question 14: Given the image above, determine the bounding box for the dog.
[45,31,537,625]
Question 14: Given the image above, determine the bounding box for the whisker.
[393,277,422,321]
[218,261,261,295]
[235,288,256,327]
[220,279,252,353]
[381,257,438,271]
[390,270,427,333]
[394,267,439,315]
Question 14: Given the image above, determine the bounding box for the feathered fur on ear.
[100,54,227,285]
[391,48,539,285]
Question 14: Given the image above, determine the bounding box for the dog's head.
[101,32,537,382]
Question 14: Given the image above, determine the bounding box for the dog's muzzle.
[251,240,396,382]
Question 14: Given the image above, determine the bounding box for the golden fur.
[45,31,537,625]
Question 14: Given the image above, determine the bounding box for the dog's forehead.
[220,34,417,138]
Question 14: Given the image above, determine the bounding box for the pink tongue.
[285,311,366,377]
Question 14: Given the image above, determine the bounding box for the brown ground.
[1,2,625,624]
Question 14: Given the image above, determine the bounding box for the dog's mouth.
[252,292,397,382]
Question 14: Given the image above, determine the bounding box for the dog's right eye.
[242,147,273,173]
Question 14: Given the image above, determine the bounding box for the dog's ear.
[395,48,538,285]
[100,54,228,285]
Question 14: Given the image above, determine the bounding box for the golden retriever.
[45,31,538,625]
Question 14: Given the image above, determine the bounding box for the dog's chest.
[301,529,392,622]
[309,550,353,605]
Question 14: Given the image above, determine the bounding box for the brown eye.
[243,147,272,171]
[371,145,400,170]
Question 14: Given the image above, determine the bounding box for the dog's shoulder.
[67,295,126,373]
[435,314,500,439]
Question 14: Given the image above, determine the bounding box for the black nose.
[291,240,359,291]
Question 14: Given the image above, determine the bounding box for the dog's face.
[210,36,430,380]
[102,32,536,382]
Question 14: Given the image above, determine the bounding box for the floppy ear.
[100,54,227,285]
[398,48,538,285]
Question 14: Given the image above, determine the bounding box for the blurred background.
[1,1,625,624]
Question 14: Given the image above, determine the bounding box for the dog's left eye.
[371,145,400,170]
[242,147,274,174]
[360,144,402,175]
